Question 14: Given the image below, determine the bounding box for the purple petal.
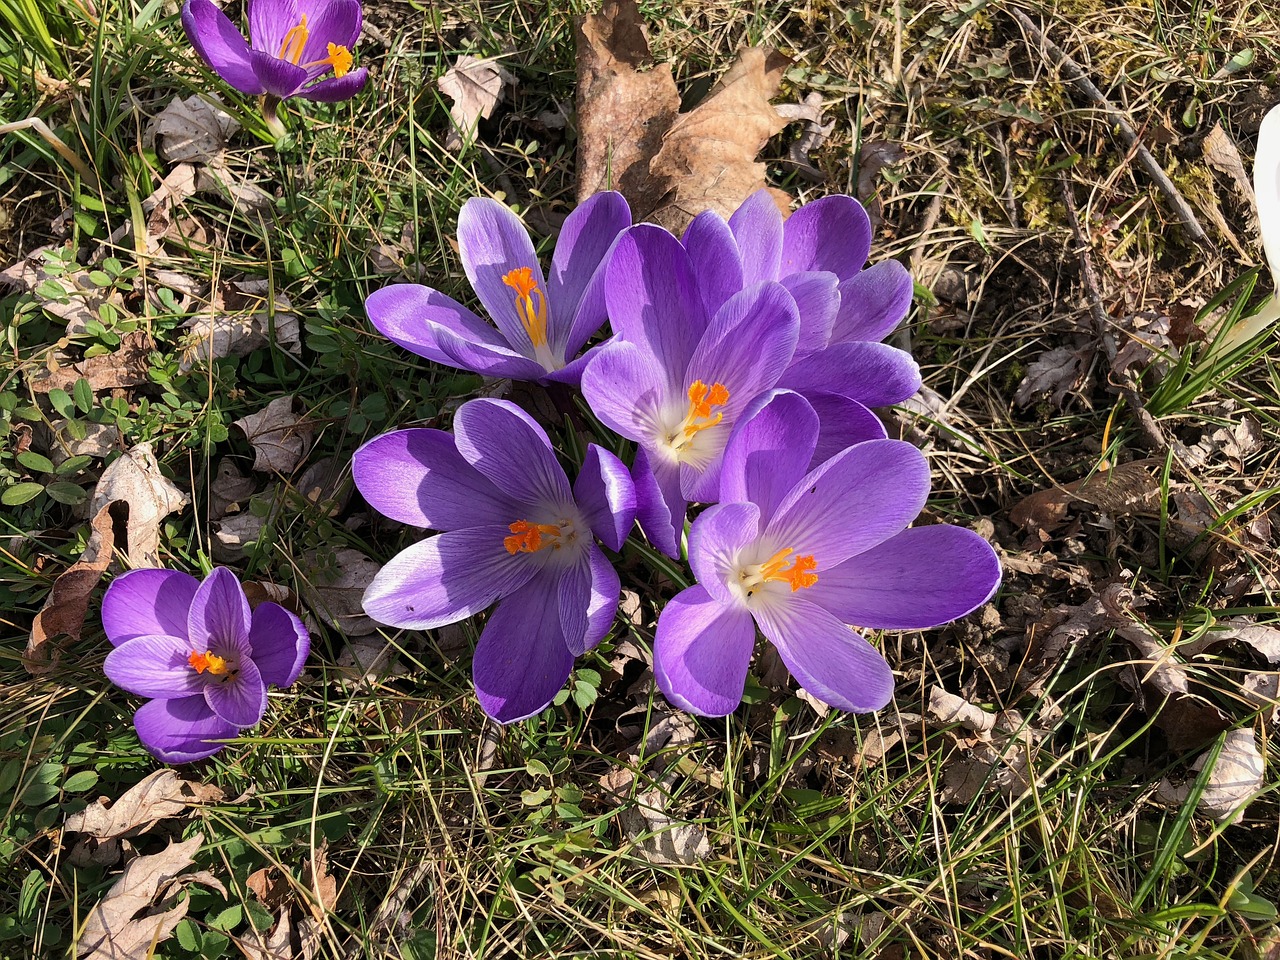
[366,283,508,364]
[688,502,761,605]
[558,544,621,656]
[807,394,888,467]
[681,282,800,502]
[719,390,818,524]
[580,340,671,445]
[779,341,921,408]
[728,189,783,282]
[352,428,516,531]
[811,525,1001,629]
[573,444,636,551]
[632,446,685,559]
[831,260,913,344]
[181,0,266,94]
[781,195,871,281]
[362,527,540,630]
[297,0,361,66]
[550,191,631,355]
[539,342,598,387]
[605,225,708,391]
[104,633,207,700]
[203,655,267,727]
[246,601,310,687]
[457,198,547,357]
[246,0,296,58]
[297,66,368,102]
[133,696,238,763]
[249,48,307,99]
[433,323,552,380]
[754,596,894,713]
[780,271,839,357]
[101,569,199,647]
[682,210,744,318]
[452,399,573,507]
[186,568,251,652]
[654,586,756,716]
[765,439,930,570]
[473,568,576,723]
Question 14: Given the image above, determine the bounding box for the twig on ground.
[0,117,100,190]
[1011,8,1209,247]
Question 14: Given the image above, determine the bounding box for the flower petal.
[573,444,636,551]
[297,0,361,65]
[452,399,573,507]
[632,446,685,559]
[779,341,921,408]
[182,0,266,94]
[781,271,839,356]
[654,586,757,716]
[366,283,507,363]
[605,225,708,392]
[831,260,913,344]
[688,502,761,605]
[682,210,744,318]
[1257,105,1280,290]
[781,195,871,281]
[297,66,367,101]
[203,655,267,727]
[558,544,621,656]
[811,525,1001,629]
[580,340,670,445]
[362,527,540,630]
[807,393,887,467]
[765,439,930,569]
[754,596,893,713]
[353,428,516,531]
[457,198,547,356]
[246,0,297,60]
[719,390,818,524]
[728,189,783,282]
[105,633,207,699]
[249,47,307,98]
[246,601,310,687]
[472,568,576,723]
[133,697,238,763]
[101,569,199,647]
[433,324,551,380]
[550,191,631,355]
[186,568,251,652]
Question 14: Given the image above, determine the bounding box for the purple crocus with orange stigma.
[102,567,310,763]
[353,398,635,723]
[365,193,632,386]
[654,391,1000,717]
[181,0,367,118]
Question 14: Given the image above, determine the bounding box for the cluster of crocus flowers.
[102,567,310,762]
[181,0,368,132]
[349,189,1001,722]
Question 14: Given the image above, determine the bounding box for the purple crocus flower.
[654,391,1001,716]
[181,0,368,105]
[102,567,310,763]
[353,398,635,723]
[581,225,882,559]
[365,193,632,386]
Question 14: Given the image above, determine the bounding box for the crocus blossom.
[102,567,310,763]
[181,0,368,105]
[365,193,632,385]
[653,391,1001,717]
[354,398,635,722]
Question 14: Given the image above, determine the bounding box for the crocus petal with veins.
[133,697,239,764]
[101,569,200,647]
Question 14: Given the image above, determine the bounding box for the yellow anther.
[278,15,310,65]
[188,650,228,675]
[302,42,353,77]
[502,267,549,348]
[743,548,819,596]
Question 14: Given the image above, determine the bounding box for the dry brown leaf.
[0,244,131,336]
[437,54,516,151]
[92,442,190,568]
[64,770,223,841]
[246,866,293,911]
[234,911,319,960]
[76,834,224,960]
[30,330,154,394]
[25,500,125,674]
[292,456,350,517]
[927,687,999,738]
[233,396,314,474]
[46,418,116,465]
[302,842,338,921]
[212,509,269,563]
[1181,618,1280,663]
[148,95,238,165]
[300,547,382,637]
[334,637,403,684]
[1203,122,1255,203]
[1119,623,1233,752]
[1013,345,1088,408]
[209,459,258,519]
[1011,461,1161,535]
[1157,727,1263,823]
[180,279,302,372]
[575,0,791,233]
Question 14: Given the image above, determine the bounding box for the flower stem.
[260,96,287,141]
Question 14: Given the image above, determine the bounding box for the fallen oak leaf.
[147,94,238,165]
[92,443,190,568]
[24,500,127,675]
[233,396,314,474]
[437,54,516,151]
[1157,727,1263,823]
[1180,617,1280,664]
[1119,622,1233,752]
[63,769,224,841]
[29,330,155,394]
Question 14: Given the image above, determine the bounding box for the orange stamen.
[677,380,730,443]
[278,16,310,65]
[301,42,353,77]
[504,519,563,554]
[188,650,228,675]
[502,268,549,348]
[758,548,819,591]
